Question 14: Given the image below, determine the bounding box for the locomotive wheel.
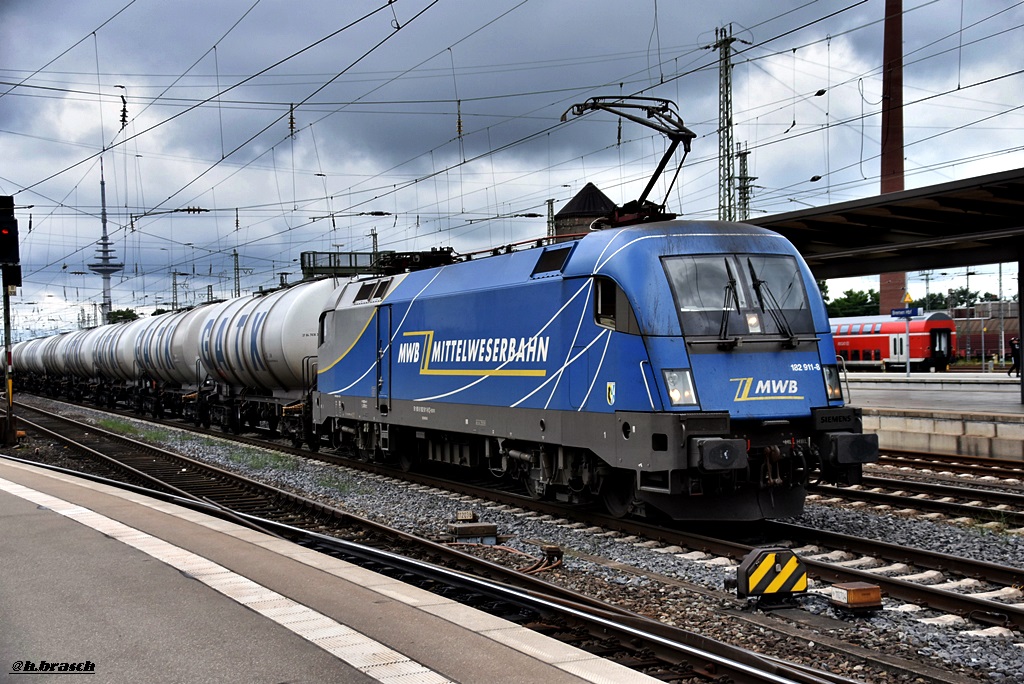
[398,450,416,472]
[600,473,636,518]
[522,472,545,500]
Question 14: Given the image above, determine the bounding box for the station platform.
[845,373,1024,460]
[0,458,655,684]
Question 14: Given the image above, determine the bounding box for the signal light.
[0,196,19,265]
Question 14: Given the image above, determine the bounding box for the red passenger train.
[830,312,957,372]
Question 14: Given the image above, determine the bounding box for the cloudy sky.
[1,0,1022,337]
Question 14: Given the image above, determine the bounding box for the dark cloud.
[2,0,1021,334]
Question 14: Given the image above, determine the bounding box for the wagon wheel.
[305,428,320,453]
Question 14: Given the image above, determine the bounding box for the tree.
[151,308,169,316]
[107,308,138,323]
[945,286,979,308]
[911,293,948,311]
[826,289,879,318]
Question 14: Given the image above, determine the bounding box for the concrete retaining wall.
[862,408,1024,461]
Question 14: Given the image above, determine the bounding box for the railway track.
[11,396,1022,681]
[7,402,858,684]
[350,464,1024,633]
[810,475,1024,526]
[877,450,1024,480]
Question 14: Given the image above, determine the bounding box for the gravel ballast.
[8,403,1024,682]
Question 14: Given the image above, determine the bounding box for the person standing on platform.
[1010,337,1021,377]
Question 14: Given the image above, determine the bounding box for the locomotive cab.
[584,228,879,519]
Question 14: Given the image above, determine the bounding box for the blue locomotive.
[313,220,878,520]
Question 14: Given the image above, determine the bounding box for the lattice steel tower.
[715,25,737,222]
[736,143,756,221]
[87,158,123,325]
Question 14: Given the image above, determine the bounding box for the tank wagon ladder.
[299,355,319,452]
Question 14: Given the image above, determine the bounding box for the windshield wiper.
[718,259,742,347]
[747,258,796,345]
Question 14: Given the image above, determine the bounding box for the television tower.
[87,158,124,325]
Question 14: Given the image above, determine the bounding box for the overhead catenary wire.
[5,0,1023,328]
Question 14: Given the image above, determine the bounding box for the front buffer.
[617,347,879,521]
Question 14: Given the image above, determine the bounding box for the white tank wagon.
[12,338,50,396]
[197,278,338,438]
[12,338,49,375]
[89,317,160,409]
[12,337,62,396]
[198,296,250,388]
[94,319,149,382]
[136,304,217,387]
[29,330,98,400]
[133,314,175,382]
[200,278,337,394]
[63,327,105,379]
[41,332,78,378]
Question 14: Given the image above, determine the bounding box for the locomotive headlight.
[745,313,762,333]
[823,364,843,401]
[663,369,698,406]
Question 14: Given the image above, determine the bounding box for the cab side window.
[318,311,331,346]
[595,277,640,334]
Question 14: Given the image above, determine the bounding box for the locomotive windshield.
[663,254,813,337]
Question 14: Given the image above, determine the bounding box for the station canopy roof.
[748,167,1024,280]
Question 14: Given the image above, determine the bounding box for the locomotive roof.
[560,219,797,278]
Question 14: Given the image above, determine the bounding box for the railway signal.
[0,196,17,446]
[0,196,19,265]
